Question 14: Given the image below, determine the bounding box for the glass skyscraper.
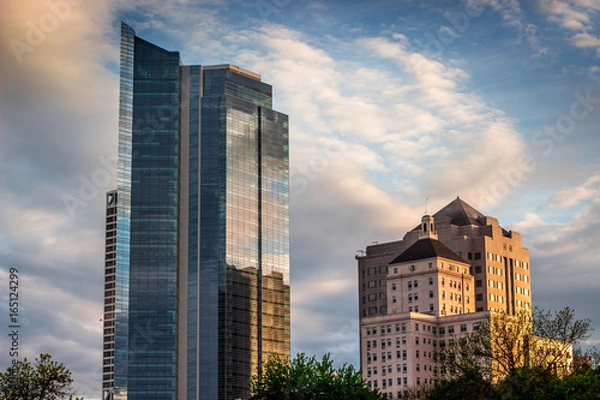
[102,23,290,400]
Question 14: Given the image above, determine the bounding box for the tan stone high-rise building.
[356,197,532,398]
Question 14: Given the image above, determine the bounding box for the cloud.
[525,23,550,56]
[589,65,600,79]
[0,269,103,399]
[288,157,418,366]
[472,0,525,29]
[511,173,600,341]
[0,1,117,398]
[522,198,600,343]
[570,32,600,53]
[0,0,119,213]
[356,36,527,206]
[538,0,600,54]
[548,174,600,209]
[539,0,597,31]
[510,213,545,231]
[118,15,528,216]
[292,307,359,365]
[466,0,550,56]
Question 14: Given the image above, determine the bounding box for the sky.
[1,0,599,398]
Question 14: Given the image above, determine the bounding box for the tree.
[572,346,600,373]
[436,307,590,381]
[425,368,498,400]
[251,353,386,400]
[0,353,83,400]
[494,365,561,400]
[429,306,592,400]
[556,366,600,400]
[532,306,591,375]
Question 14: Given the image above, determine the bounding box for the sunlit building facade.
[102,23,290,400]
[357,198,532,398]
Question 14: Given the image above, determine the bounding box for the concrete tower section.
[357,197,531,320]
[356,197,532,398]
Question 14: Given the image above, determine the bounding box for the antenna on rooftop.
[424,197,429,215]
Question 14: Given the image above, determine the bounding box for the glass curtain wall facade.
[104,23,290,400]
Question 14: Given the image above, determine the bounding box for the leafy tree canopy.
[0,353,82,400]
[427,306,595,400]
[251,353,386,400]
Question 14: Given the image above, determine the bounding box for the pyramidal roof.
[433,197,485,226]
[411,197,486,231]
[389,238,465,264]
[434,196,486,226]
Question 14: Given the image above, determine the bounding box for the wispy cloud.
[229,24,529,207]
[539,0,598,31]
[518,197,600,336]
[548,173,600,209]
[467,0,549,55]
[0,2,118,398]
[511,212,546,231]
[539,0,600,54]
[357,36,527,207]
[570,32,600,55]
